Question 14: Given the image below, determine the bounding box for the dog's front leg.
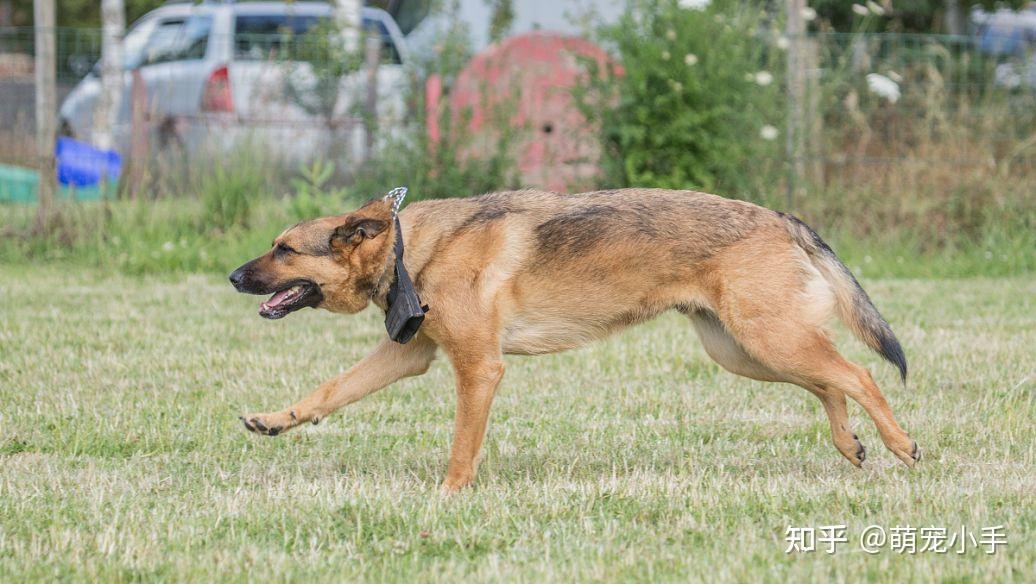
[441,349,505,494]
[240,336,437,436]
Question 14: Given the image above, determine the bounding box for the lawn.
[0,266,1033,581]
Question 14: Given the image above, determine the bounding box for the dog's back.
[400,188,780,354]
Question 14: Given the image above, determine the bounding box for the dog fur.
[229,188,919,493]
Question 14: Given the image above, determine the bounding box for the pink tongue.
[263,288,294,309]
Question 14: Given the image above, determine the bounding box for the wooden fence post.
[33,0,56,231]
[785,0,807,210]
[363,34,380,164]
[95,0,125,152]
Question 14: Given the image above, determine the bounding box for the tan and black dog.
[229,188,918,493]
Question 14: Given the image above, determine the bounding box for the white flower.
[678,0,710,11]
[669,79,683,92]
[162,241,175,252]
[760,125,779,141]
[852,4,869,16]
[666,29,677,41]
[866,73,900,103]
[684,53,699,66]
[776,36,790,50]
[866,1,885,15]
[801,6,817,21]
[661,50,671,61]
[754,71,774,86]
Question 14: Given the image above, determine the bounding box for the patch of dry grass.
[0,267,1033,581]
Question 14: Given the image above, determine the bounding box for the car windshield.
[138,15,214,66]
[121,19,158,69]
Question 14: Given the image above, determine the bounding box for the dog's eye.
[275,242,297,257]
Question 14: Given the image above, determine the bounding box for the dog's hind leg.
[240,335,437,436]
[687,309,866,467]
[731,321,916,468]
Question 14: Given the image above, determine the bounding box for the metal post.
[33,0,56,229]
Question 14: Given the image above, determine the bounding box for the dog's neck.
[371,215,428,344]
[370,223,398,311]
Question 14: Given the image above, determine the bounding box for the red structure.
[427,32,616,193]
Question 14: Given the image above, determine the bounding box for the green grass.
[2,190,1034,279]
[1,266,1033,581]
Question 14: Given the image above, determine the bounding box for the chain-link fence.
[1,24,1034,199]
[793,32,1035,189]
[1,21,404,198]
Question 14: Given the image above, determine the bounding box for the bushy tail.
[781,213,907,381]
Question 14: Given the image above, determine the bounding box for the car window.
[233,14,401,65]
[234,14,321,60]
[142,15,213,66]
[391,0,430,36]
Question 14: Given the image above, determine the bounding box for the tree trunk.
[95,0,125,151]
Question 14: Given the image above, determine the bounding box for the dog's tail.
[781,212,907,381]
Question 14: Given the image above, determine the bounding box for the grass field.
[1,266,1033,581]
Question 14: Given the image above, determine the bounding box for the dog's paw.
[834,432,867,468]
[889,438,921,468]
[239,410,296,436]
[440,473,474,496]
[848,433,867,468]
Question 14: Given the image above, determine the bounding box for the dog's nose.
[229,267,246,288]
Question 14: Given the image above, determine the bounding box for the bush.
[196,149,273,231]
[575,0,785,198]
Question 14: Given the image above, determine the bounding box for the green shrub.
[576,0,784,198]
[197,149,272,230]
[289,160,351,220]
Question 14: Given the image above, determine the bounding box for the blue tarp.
[56,137,121,187]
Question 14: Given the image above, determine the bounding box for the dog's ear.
[330,217,388,251]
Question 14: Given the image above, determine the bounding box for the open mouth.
[259,280,323,320]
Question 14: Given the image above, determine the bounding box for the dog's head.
[229,198,395,319]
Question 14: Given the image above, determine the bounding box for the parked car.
[59,1,410,162]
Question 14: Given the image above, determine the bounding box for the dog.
[229,188,919,493]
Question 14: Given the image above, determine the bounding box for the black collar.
[383,215,428,343]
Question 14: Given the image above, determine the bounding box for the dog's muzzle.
[229,262,323,319]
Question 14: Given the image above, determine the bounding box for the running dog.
[229,189,919,493]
